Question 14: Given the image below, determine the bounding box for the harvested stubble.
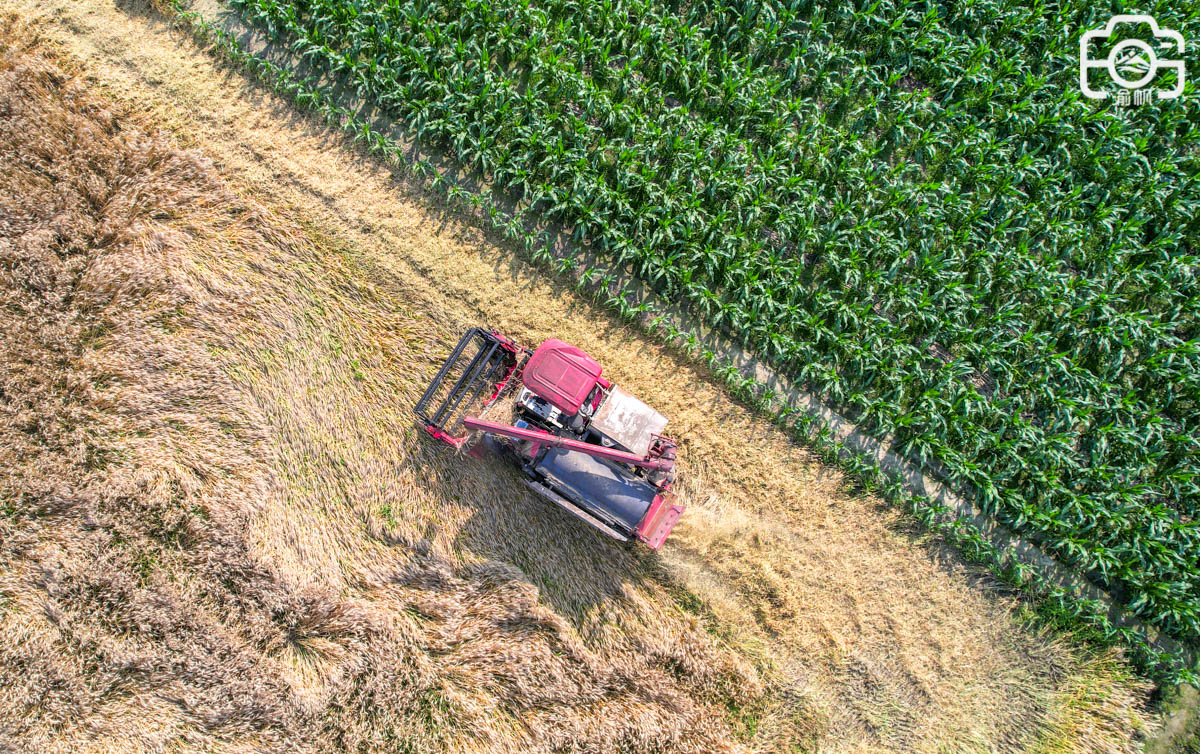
[0,23,754,753]
[0,8,1157,753]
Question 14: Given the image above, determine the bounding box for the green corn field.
[222,0,1200,677]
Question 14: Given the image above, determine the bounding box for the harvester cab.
[416,328,685,549]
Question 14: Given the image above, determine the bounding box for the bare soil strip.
[0,3,1157,752]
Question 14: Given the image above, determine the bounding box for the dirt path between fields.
[0,1,1157,751]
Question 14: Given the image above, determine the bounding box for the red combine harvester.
[416,328,685,549]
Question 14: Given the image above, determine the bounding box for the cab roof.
[523,339,601,415]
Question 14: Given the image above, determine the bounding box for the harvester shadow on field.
[357,432,656,633]
[382,431,653,622]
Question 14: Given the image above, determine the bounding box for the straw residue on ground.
[0,4,1157,752]
[0,23,759,752]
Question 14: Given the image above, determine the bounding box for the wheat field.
[0,10,1154,753]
